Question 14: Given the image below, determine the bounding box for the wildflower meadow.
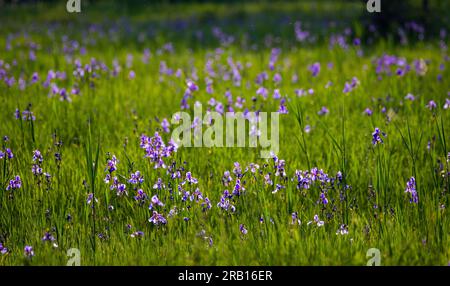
[0,0,449,266]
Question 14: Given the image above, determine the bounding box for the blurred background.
[0,0,448,43]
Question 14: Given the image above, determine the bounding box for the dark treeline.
[1,0,448,40]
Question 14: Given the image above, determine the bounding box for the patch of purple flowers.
[140,132,177,169]
[6,175,21,191]
[149,211,167,225]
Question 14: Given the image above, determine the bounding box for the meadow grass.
[0,1,449,265]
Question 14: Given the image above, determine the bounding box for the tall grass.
[0,1,449,266]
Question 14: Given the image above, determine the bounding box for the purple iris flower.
[275,159,286,177]
[215,102,224,114]
[273,73,282,83]
[256,87,268,99]
[222,171,232,186]
[426,100,437,110]
[295,89,304,97]
[336,171,343,182]
[183,171,198,185]
[310,214,324,227]
[59,88,71,102]
[104,173,111,184]
[134,189,147,202]
[0,243,9,255]
[304,125,311,133]
[151,195,164,207]
[14,108,20,119]
[161,118,170,133]
[42,232,56,242]
[116,184,127,197]
[129,170,144,185]
[405,177,418,204]
[343,77,359,93]
[295,170,311,189]
[291,212,301,225]
[364,108,373,116]
[130,231,144,238]
[208,97,216,106]
[152,178,165,190]
[255,71,268,85]
[201,197,212,211]
[186,80,199,92]
[343,82,352,93]
[217,192,236,212]
[318,106,329,116]
[405,93,415,101]
[239,224,248,235]
[31,72,39,84]
[106,155,118,173]
[6,175,21,191]
[319,192,329,205]
[86,193,97,205]
[272,184,285,194]
[336,224,349,235]
[32,150,43,163]
[32,164,42,175]
[372,128,386,145]
[206,83,213,95]
[232,179,245,196]
[309,62,320,77]
[6,148,13,159]
[149,211,167,225]
[273,89,281,99]
[22,110,36,121]
[24,245,34,258]
[444,99,450,110]
[278,98,288,114]
[396,68,405,76]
